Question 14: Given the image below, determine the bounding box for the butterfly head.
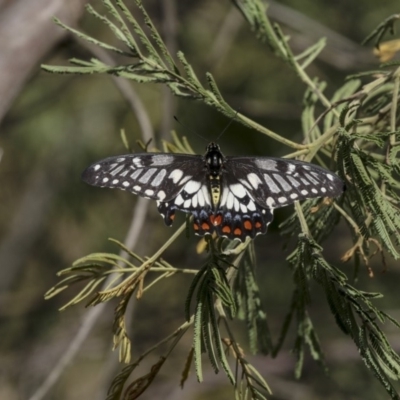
[205,142,224,176]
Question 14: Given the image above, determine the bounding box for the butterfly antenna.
[216,110,239,141]
[173,116,209,142]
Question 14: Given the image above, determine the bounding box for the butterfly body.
[82,143,344,241]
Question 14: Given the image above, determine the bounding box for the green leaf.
[296,37,326,69]
[54,17,131,56]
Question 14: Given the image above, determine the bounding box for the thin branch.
[75,37,154,144]
[268,0,374,70]
[28,197,150,400]
[160,0,178,140]
[0,0,89,123]
[207,5,243,69]
[30,22,161,396]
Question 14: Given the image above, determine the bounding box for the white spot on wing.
[133,185,141,191]
[239,178,252,190]
[157,190,166,201]
[304,173,319,185]
[301,189,308,195]
[311,188,318,194]
[233,198,240,212]
[263,174,280,193]
[197,189,205,207]
[287,163,296,173]
[123,181,130,187]
[247,200,256,211]
[227,192,234,209]
[130,169,142,180]
[201,185,211,205]
[151,169,167,187]
[116,157,126,162]
[175,195,184,205]
[145,189,154,196]
[247,173,262,189]
[110,165,124,176]
[94,164,101,171]
[192,193,198,208]
[310,171,322,179]
[183,180,201,194]
[327,174,334,181]
[220,187,229,206]
[287,176,300,187]
[132,157,143,167]
[151,154,173,166]
[290,193,298,199]
[273,174,291,191]
[169,169,183,184]
[300,178,310,186]
[139,168,157,184]
[230,183,247,198]
[321,187,327,193]
[102,177,109,183]
[266,197,275,207]
[255,159,278,171]
[112,179,119,184]
[278,196,287,203]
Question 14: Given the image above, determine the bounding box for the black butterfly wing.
[224,156,344,209]
[82,152,217,234]
[155,171,216,235]
[82,152,206,202]
[209,157,344,241]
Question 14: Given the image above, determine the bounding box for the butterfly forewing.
[82,153,205,202]
[224,156,344,210]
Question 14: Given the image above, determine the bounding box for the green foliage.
[44,0,400,399]
[362,14,400,48]
[284,235,400,396]
[233,244,273,355]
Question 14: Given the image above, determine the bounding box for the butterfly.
[82,143,344,241]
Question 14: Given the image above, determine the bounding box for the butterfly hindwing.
[209,176,272,240]
[157,176,216,235]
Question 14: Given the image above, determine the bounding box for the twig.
[28,197,150,400]
[160,0,178,140]
[75,37,154,144]
[207,5,243,69]
[294,201,310,236]
[29,30,156,395]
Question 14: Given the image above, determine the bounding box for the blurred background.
[1,0,400,399]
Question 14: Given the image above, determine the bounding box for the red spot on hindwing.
[201,222,211,231]
[222,226,231,234]
[244,220,252,230]
[210,214,222,226]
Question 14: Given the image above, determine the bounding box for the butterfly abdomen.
[209,175,222,209]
